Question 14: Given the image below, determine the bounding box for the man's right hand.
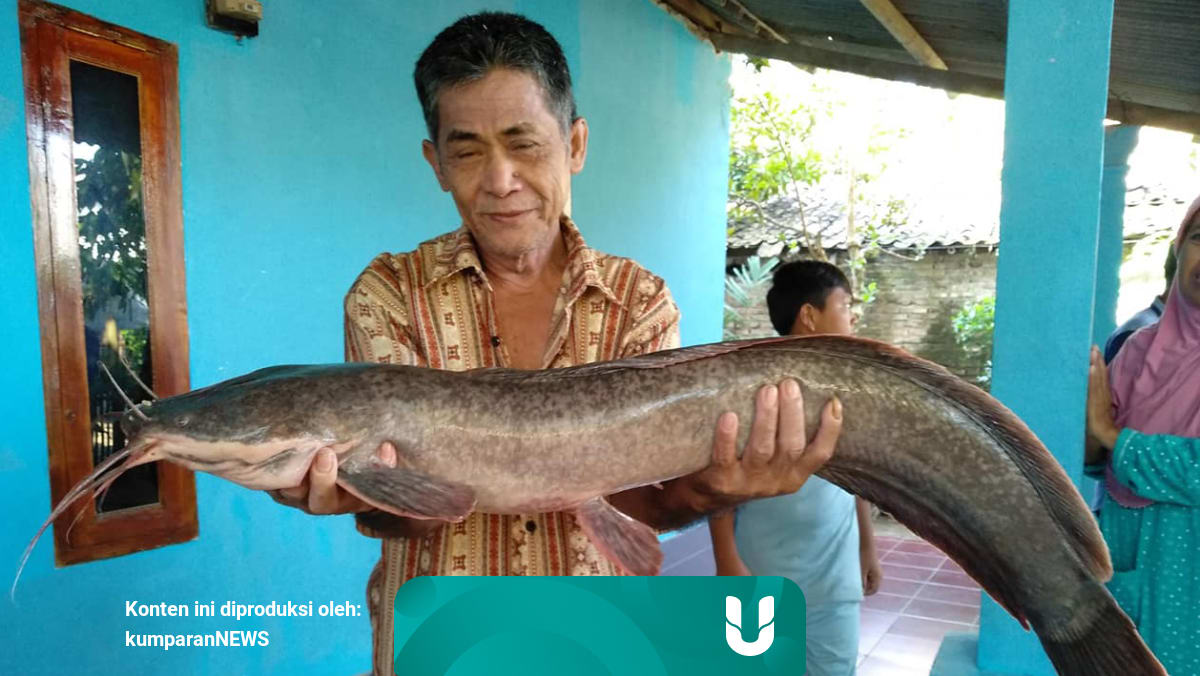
[268,442,444,538]
[268,446,386,515]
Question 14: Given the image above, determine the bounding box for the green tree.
[75,144,154,396]
[727,59,916,303]
[951,295,995,387]
[724,256,778,339]
[728,89,828,260]
[76,146,147,319]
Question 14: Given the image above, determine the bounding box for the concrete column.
[1094,124,1140,345]
[978,1,1115,674]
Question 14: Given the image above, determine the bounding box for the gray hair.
[414,12,577,143]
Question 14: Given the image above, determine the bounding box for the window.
[20,0,196,566]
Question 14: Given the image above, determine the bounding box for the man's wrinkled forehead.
[433,69,560,144]
[444,123,539,145]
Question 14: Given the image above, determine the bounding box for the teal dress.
[1088,429,1200,676]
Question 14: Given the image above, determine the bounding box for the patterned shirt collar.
[422,216,620,305]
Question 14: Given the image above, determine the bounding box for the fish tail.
[1039,599,1165,676]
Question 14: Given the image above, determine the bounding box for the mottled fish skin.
[25,335,1162,674]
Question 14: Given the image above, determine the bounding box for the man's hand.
[268,442,443,539]
[611,378,843,530]
[687,379,843,512]
[268,443,396,515]
[1086,346,1121,456]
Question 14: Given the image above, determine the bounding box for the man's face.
[791,286,857,336]
[422,68,587,260]
[1177,211,1200,308]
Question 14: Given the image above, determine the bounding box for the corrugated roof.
[729,180,1183,254]
[654,0,1200,134]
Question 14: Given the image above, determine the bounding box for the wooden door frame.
[19,0,196,566]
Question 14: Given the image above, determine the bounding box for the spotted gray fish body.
[21,335,1163,675]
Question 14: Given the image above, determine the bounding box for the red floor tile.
[887,616,975,642]
[868,634,943,671]
[916,583,982,607]
[862,592,912,613]
[882,563,935,583]
[874,535,906,548]
[929,569,977,588]
[858,608,899,655]
[878,578,924,597]
[903,598,980,625]
[882,551,947,569]
[893,539,943,555]
[939,558,967,574]
[858,530,985,674]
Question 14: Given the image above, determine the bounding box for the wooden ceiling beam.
[858,0,947,70]
[712,0,789,44]
[710,33,1200,135]
[713,33,997,95]
[650,0,750,40]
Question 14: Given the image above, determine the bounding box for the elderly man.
[272,12,842,674]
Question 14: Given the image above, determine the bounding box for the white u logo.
[725,595,775,656]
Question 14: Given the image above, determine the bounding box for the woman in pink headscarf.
[1085,195,1200,675]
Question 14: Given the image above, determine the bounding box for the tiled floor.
[858,534,981,676]
[660,519,982,676]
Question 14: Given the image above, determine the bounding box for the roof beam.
[858,0,947,70]
[710,33,1200,135]
[650,0,750,41]
[712,0,789,43]
[714,33,998,96]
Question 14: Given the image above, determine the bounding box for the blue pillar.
[1094,124,1140,346]
[979,2,1115,675]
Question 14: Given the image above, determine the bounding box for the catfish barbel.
[17,335,1164,675]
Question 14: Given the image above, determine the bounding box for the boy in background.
[709,260,882,676]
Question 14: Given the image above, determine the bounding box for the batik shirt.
[342,217,680,674]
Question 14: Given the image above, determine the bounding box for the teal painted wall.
[979,1,1115,674]
[0,1,730,673]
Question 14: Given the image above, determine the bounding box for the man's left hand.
[607,378,842,531]
[686,379,842,511]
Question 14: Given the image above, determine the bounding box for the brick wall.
[725,247,998,384]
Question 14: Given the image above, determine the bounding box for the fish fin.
[575,496,663,576]
[337,464,475,522]
[1038,590,1166,676]
[796,335,1113,582]
[820,466,1031,630]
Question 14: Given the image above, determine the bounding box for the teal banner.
[392,576,805,675]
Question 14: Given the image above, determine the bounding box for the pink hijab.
[1105,195,1200,507]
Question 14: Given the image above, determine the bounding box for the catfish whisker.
[117,352,157,400]
[12,442,149,600]
[98,361,149,422]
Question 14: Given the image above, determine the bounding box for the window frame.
[19,0,196,567]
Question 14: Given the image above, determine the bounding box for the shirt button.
[525,520,537,533]
[491,336,501,347]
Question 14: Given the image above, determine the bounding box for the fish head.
[116,380,350,490]
[118,387,261,446]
